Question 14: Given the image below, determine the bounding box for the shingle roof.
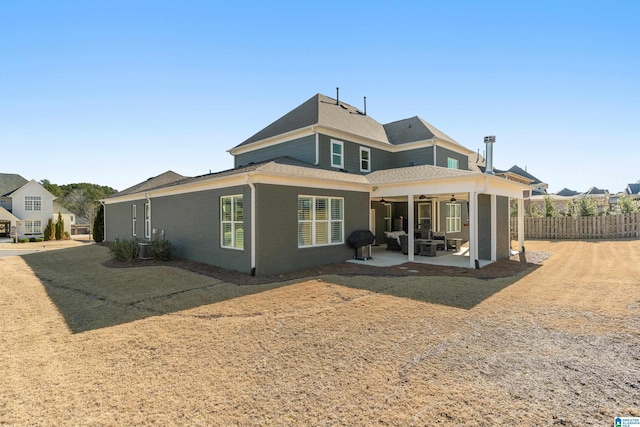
[110,158,369,198]
[383,116,460,146]
[367,164,476,185]
[626,183,640,195]
[507,165,543,185]
[0,173,28,196]
[556,188,580,197]
[114,171,187,197]
[586,186,609,195]
[235,93,389,147]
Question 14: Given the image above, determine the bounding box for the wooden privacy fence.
[510,212,640,240]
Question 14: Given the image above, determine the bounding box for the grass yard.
[1,240,639,425]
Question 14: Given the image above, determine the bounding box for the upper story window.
[331,139,344,169]
[221,195,244,249]
[298,196,344,247]
[359,147,371,172]
[25,196,42,211]
[447,157,459,169]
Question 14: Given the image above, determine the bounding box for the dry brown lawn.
[1,240,639,426]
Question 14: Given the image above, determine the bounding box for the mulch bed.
[104,250,552,286]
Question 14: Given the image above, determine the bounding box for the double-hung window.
[25,196,42,211]
[25,220,42,235]
[331,139,344,169]
[447,157,459,169]
[221,195,244,249]
[359,147,371,172]
[298,196,343,247]
[384,203,392,232]
[445,203,461,233]
[132,205,137,236]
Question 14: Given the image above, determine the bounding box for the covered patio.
[366,165,528,269]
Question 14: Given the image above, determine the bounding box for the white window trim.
[25,196,42,212]
[446,203,461,233]
[359,147,371,172]
[221,195,244,250]
[25,220,42,235]
[144,203,151,239]
[331,139,344,169]
[447,157,459,169]
[418,202,431,226]
[383,203,392,232]
[298,195,344,248]
[132,205,137,236]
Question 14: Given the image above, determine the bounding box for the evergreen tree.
[93,204,104,242]
[43,218,55,241]
[55,212,64,240]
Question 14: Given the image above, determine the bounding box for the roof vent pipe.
[363,96,367,115]
[336,87,339,105]
[484,135,496,175]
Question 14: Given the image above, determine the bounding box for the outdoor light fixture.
[380,198,387,204]
[450,195,457,202]
[419,195,426,200]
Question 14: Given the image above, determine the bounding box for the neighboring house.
[0,173,56,239]
[102,93,528,275]
[53,202,75,236]
[583,187,610,214]
[624,183,640,208]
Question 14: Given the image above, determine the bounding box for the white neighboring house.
[0,174,56,239]
[53,202,75,236]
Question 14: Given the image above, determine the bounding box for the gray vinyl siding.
[234,135,316,167]
[317,134,393,173]
[254,184,369,276]
[477,194,492,260]
[105,186,252,274]
[436,146,469,170]
[393,147,434,168]
[105,198,146,240]
[496,196,510,259]
[149,186,251,273]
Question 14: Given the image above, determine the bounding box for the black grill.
[347,230,375,260]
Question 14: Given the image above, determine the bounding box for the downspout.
[245,175,257,276]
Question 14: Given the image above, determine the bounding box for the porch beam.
[491,194,497,261]
[408,194,415,262]
[518,197,525,251]
[468,191,477,268]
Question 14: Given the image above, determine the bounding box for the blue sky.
[2,1,638,193]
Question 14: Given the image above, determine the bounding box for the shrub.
[44,219,55,241]
[35,237,45,242]
[108,239,140,262]
[19,238,29,243]
[55,212,64,240]
[64,231,70,240]
[150,239,175,261]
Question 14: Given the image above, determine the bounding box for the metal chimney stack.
[484,135,496,175]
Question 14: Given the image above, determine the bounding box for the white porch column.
[491,194,497,261]
[468,192,477,268]
[518,197,525,252]
[408,194,415,262]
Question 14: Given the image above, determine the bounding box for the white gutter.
[245,175,257,276]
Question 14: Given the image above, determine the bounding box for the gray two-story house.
[103,93,527,275]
